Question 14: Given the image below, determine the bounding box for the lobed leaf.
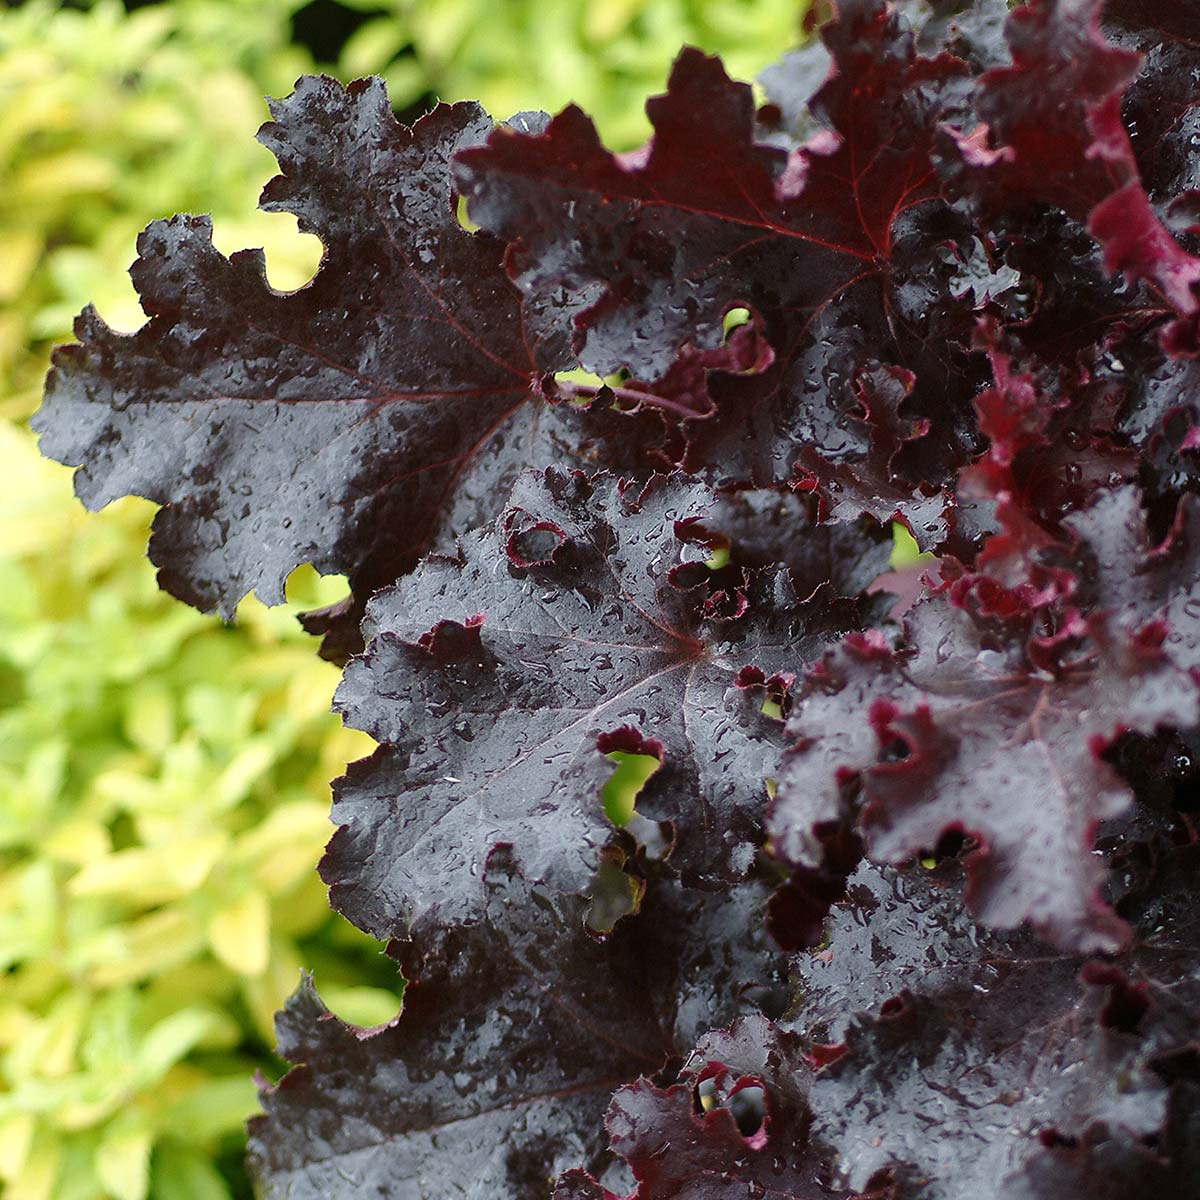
[322,468,871,943]
[773,576,1198,950]
[792,850,1200,1196]
[249,855,786,1197]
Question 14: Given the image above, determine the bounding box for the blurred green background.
[0,2,804,1196]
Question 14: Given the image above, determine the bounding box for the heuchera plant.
[34,0,1200,1195]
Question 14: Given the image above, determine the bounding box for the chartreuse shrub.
[3,4,807,1198]
[0,0,318,421]
[31,0,1200,1195]
[323,0,805,148]
[0,7,381,1199]
[0,427,399,1200]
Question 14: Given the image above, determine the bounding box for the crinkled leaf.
[553,1015,857,1200]
[772,585,1199,949]
[781,850,1200,1197]
[457,7,985,535]
[248,853,786,1198]
[561,849,1199,1200]
[323,468,867,943]
[32,1,1200,1196]
[956,322,1138,576]
[941,0,1200,329]
[705,487,893,601]
[1066,484,1200,661]
[1104,0,1200,223]
[33,84,569,623]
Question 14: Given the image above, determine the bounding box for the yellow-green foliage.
[1,6,369,1198]
[333,0,805,148]
[0,0,320,421]
[0,429,396,1200]
[0,2,802,1197]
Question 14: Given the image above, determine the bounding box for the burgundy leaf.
[771,591,1198,950]
[31,1,1200,1195]
[456,6,980,532]
[705,487,894,604]
[553,1015,862,1200]
[1105,0,1200,236]
[956,321,1137,579]
[1065,484,1200,663]
[942,0,1200,333]
[791,361,953,546]
[32,85,571,625]
[455,48,796,381]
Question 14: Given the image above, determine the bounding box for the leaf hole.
[889,520,934,570]
[455,192,480,234]
[694,1071,768,1141]
[922,828,969,865]
[675,517,733,569]
[585,849,644,935]
[728,1085,767,1139]
[723,306,752,336]
[283,563,352,608]
[737,666,794,723]
[552,367,617,406]
[668,561,712,590]
[762,677,792,721]
[599,749,661,828]
[506,521,566,569]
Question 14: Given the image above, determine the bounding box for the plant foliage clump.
[34,0,1200,1195]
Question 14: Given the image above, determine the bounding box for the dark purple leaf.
[782,849,1200,1197]
[456,8,982,535]
[771,582,1199,949]
[34,85,569,623]
[322,469,867,944]
[941,0,1200,336]
[552,1015,864,1200]
[31,1,1200,1195]
[248,852,786,1198]
[1065,484,1200,663]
